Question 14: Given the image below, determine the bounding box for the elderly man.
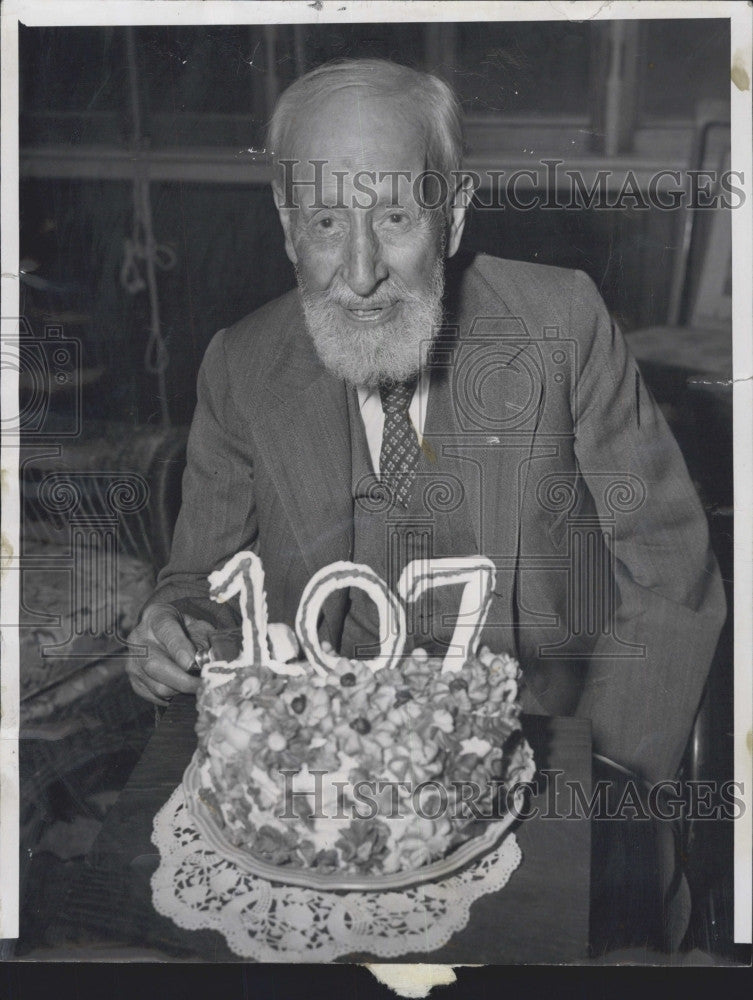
[127,59,724,792]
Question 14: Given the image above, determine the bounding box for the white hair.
[267,58,464,217]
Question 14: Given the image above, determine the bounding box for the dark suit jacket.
[152,253,726,783]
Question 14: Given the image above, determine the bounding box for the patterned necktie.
[379,378,421,508]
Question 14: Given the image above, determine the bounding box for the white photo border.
[1,0,751,950]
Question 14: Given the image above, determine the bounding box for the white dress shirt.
[356,370,430,476]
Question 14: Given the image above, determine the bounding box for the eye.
[310,213,345,238]
[380,210,414,233]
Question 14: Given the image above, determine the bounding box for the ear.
[446,173,475,259]
[273,181,299,266]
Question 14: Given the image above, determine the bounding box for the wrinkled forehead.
[277,89,428,208]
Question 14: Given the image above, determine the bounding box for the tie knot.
[379,378,416,415]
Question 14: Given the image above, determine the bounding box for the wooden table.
[46,696,592,963]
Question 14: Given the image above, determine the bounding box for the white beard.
[297,259,445,388]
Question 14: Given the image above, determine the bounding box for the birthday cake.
[191,553,536,877]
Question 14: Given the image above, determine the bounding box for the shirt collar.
[356,384,377,411]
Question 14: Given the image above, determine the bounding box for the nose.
[341,218,388,297]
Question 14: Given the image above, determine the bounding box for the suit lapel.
[251,307,353,639]
[424,259,544,652]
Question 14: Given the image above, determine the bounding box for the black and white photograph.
[1,0,751,981]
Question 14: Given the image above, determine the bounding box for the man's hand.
[126,603,213,705]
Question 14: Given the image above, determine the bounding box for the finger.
[147,605,197,671]
[125,623,149,658]
[143,648,200,694]
[132,658,177,700]
[125,650,152,686]
[144,676,178,701]
[183,617,216,647]
[133,677,170,706]
[130,674,170,707]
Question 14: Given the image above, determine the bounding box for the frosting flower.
[333,718,387,766]
[335,819,390,869]
[292,686,332,728]
[394,816,454,869]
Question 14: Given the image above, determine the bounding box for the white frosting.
[295,561,407,675]
[459,737,493,758]
[397,557,497,672]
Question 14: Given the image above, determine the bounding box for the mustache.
[298,273,437,311]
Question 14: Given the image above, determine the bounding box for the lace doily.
[151,784,522,961]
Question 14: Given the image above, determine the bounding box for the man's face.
[274,92,464,388]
